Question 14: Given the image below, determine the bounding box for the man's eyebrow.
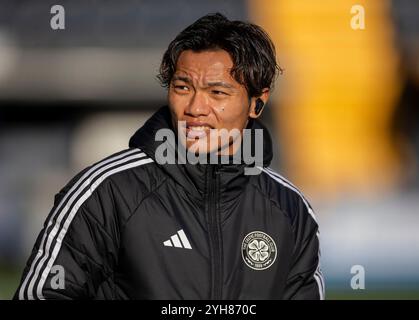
[172,75,192,84]
[172,76,235,89]
[206,81,235,89]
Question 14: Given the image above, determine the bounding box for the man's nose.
[185,91,210,117]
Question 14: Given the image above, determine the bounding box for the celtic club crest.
[242,231,277,270]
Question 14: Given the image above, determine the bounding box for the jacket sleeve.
[282,198,325,300]
[14,169,120,300]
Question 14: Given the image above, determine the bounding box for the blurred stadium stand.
[250,0,419,299]
[0,0,246,101]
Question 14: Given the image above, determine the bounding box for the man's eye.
[174,85,189,91]
[212,90,227,95]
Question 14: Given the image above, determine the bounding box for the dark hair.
[158,13,282,98]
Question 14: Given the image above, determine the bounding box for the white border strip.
[262,167,325,300]
[19,149,149,299]
[36,157,153,299]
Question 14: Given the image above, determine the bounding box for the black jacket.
[15,106,325,300]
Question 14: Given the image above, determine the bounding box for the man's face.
[168,49,256,154]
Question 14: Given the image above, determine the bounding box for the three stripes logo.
[163,229,192,249]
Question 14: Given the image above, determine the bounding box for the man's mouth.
[185,122,213,139]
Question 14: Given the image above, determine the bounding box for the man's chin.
[185,140,234,157]
[185,140,214,154]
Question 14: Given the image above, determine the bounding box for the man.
[15,13,325,300]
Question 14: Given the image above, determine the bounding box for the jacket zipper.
[206,165,222,299]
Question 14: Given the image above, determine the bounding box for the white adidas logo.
[163,229,192,249]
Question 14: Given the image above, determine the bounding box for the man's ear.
[249,89,270,119]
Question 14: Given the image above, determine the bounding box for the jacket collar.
[129,106,273,202]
